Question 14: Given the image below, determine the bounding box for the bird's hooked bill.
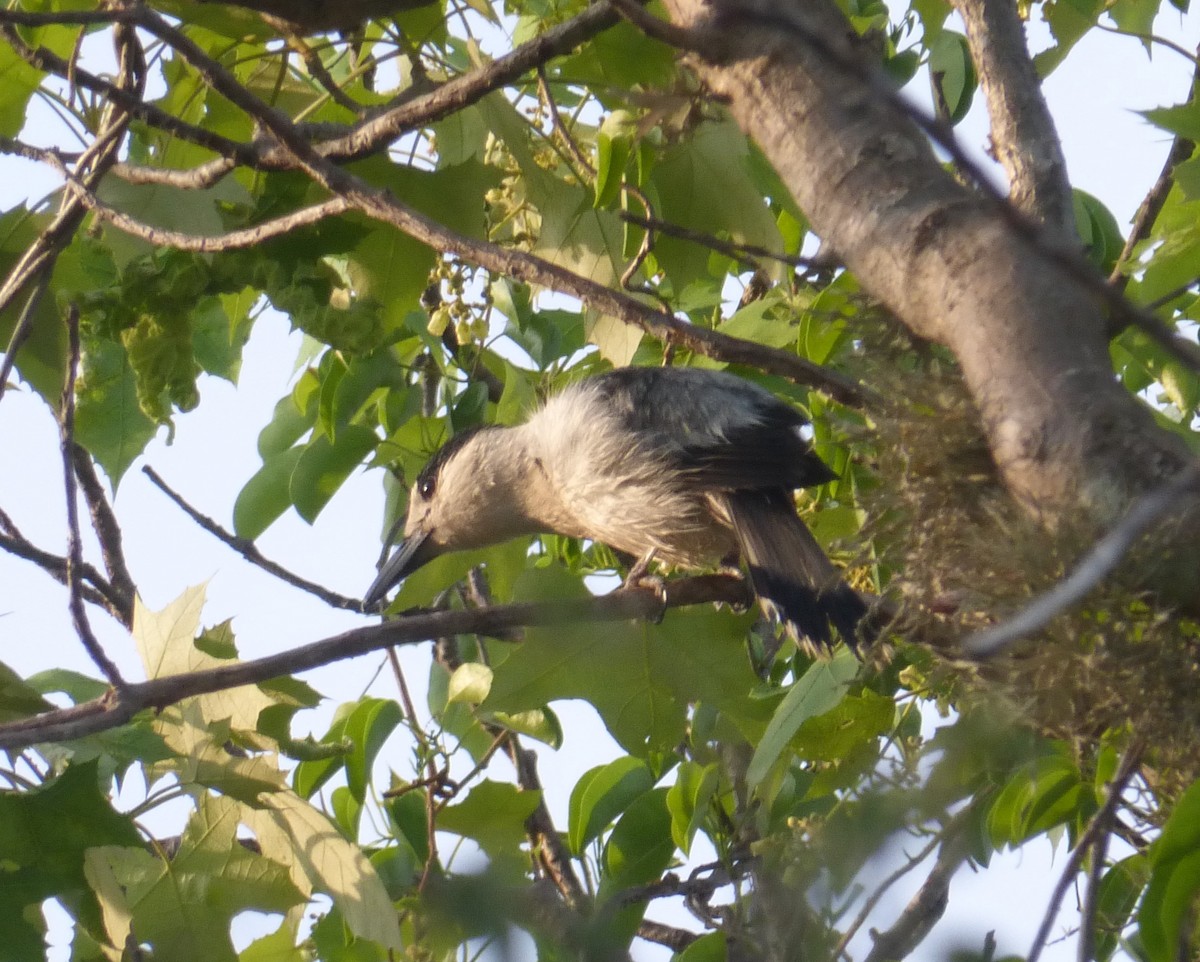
[364,529,432,607]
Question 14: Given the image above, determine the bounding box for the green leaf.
[1140,777,1200,962]
[85,795,303,962]
[485,602,764,757]
[134,592,274,729]
[677,932,728,962]
[292,699,370,799]
[0,761,141,956]
[791,690,894,762]
[1142,101,1200,142]
[243,791,404,950]
[568,757,656,855]
[0,43,46,137]
[1073,189,1124,272]
[342,697,403,804]
[74,339,158,484]
[234,445,305,540]
[290,424,378,523]
[929,31,977,124]
[0,662,53,722]
[447,663,494,704]
[666,761,719,855]
[437,780,542,857]
[594,131,630,210]
[486,706,563,748]
[1033,0,1104,76]
[1096,855,1148,962]
[599,786,673,897]
[650,120,785,293]
[746,650,858,789]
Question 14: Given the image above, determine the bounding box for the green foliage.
[2,0,1199,959]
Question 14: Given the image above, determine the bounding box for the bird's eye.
[418,477,436,499]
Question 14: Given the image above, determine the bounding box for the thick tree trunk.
[660,0,1197,589]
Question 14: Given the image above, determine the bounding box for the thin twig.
[963,462,1200,658]
[61,184,353,252]
[59,306,125,688]
[610,0,1200,375]
[70,445,135,626]
[0,273,51,402]
[1027,740,1145,962]
[1109,41,1200,296]
[0,18,141,401]
[832,825,948,959]
[0,508,126,620]
[863,831,971,962]
[110,157,236,188]
[1095,23,1200,68]
[620,211,821,271]
[0,573,753,750]
[126,4,873,407]
[141,465,364,612]
[387,646,443,891]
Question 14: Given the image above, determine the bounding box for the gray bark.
[953,0,1077,239]
[659,0,1197,577]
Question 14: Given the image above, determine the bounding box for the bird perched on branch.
[365,367,866,649]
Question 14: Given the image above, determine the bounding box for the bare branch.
[110,158,236,188]
[141,466,364,612]
[863,832,971,962]
[832,825,947,959]
[0,19,141,402]
[0,508,126,619]
[621,211,821,272]
[1109,41,1200,296]
[963,461,1200,659]
[70,446,135,627]
[59,307,125,688]
[1027,740,1145,962]
[1095,23,1200,69]
[66,185,354,252]
[313,3,622,161]
[0,572,750,755]
[952,0,1076,237]
[122,4,872,407]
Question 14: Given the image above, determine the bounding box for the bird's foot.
[622,549,658,588]
[623,551,668,624]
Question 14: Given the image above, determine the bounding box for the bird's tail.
[722,491,867,650]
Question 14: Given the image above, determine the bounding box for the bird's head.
[364,425,537,607]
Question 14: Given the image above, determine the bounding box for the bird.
[365,366,866,649]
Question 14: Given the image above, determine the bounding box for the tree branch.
[862,831,971,962]
[0,19,141,401]
[142,466,364,612]
[952,0,1076,238]
[1027,740,1145,962]
[70,446,135,626]
[1108,41,1200,296]
[92,5,875,407]
[64,185,354,253]
[962,461,1200,659]
[59,306,125,688]
[310,3,622,162]
[0,574,751,750]
[0,509,126,620]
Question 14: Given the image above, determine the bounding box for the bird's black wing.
[591,367,836,492]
